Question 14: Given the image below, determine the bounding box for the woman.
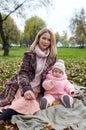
[0,27,57,123]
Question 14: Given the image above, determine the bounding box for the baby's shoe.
[24,90,35,100]
[63,95,71,108]
[40,98,48,109]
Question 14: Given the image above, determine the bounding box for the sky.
[14,0,86,37]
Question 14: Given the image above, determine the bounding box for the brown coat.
[0,51,56,107]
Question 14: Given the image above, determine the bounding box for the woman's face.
[38,32,51,51]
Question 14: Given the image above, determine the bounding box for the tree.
[0,15,20,46]
[24,16,46,46]
[55,32,60,43]
[0,0,53,56]
[68,37,76,47]
[60,31,68,47]
[69,8,86,48]
[55,31,68,47]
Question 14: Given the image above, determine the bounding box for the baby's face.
[52,68,63,78]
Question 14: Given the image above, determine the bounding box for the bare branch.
[2,0,26,21]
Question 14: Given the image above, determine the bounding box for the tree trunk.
[2,43,9,56]
[0,13,9,56]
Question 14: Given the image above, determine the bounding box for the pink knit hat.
[52,59,65,73]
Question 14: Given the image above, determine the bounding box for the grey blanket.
[11,86,86,130]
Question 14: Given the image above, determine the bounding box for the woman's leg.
[0,108,20,121]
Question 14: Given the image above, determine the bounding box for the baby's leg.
[60,95,74,108]
[40,94,55,109]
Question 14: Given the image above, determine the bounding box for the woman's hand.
[24,90,35,100]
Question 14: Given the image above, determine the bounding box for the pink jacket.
[42,71,75,99]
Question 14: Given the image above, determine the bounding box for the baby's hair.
[57,59,65,64]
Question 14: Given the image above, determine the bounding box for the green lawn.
[0,47,29,59]
[57,47,86,60]
[0,47,86,60]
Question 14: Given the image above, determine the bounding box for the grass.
[0,47,29,59]
[0,47,86,60]
[57,47,86,60]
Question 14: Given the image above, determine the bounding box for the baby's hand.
[49,80,53,85]
[70,91,75,97]
[43,80,54,90]
[47,80,54,89]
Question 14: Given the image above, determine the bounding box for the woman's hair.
[30,27,57,58]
